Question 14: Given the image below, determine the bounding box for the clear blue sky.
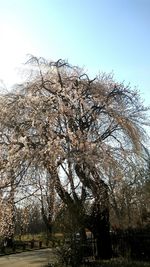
[0,0,150,105]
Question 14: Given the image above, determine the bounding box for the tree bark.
[90,208,112,259]
[75,163,112,259]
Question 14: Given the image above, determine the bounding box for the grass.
[86,259,150,267]
[43,258,150,267]
[15,233,46,241]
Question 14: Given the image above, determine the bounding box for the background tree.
[108,148,150,229]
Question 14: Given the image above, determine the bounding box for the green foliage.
[55,241,83,267]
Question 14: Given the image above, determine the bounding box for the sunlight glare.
[0,22,36,88]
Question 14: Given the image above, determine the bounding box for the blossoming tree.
[0,56,148,258]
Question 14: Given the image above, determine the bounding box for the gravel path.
[0,248,55,267]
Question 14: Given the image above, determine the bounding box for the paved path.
[0,248,55,267]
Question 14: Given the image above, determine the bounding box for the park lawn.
[93,259,150,267]
[15,233,45,241]
[15,232,62,242]
[45,258,150,267]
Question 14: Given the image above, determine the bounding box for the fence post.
[39,241,42,249]
[30,239,34,249]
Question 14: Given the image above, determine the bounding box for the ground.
[0,248,55,267]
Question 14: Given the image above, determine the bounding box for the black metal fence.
[73,229,150,261]
[0,229,150,261]
[111,229,150,261]
[0,238,45,255]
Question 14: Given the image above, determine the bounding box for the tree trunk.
[89,208,112,259]
[75,163,112,259]
[41,206,53,235]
